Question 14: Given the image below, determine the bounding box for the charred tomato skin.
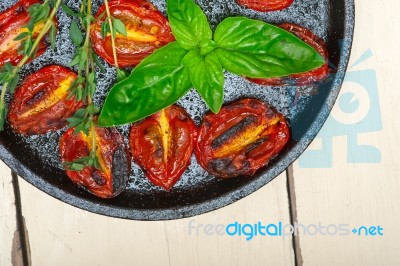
[90,0,175,68]
[129,105,197,190]
[0,0,57,67]
[195,98,290,179]
[236,0,294,12]
[8,65,84,135]
[60,126,130,198]
[248,23,329,86]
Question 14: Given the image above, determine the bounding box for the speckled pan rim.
[0,0,355,220]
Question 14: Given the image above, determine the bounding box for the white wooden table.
[1,0,400,265]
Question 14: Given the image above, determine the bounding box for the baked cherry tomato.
[0,0,56,67]
[195,98,290,178]
[60,125,130,198]
[248,23,329,86]
[8,65,84,135]
[90,0,175,68]
[129,105,197,190]
[236,0,293,12]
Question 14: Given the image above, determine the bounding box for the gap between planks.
[286,165,303,266]
[11,171,31,266]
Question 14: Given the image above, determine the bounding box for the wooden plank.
[18,172,294,266]
[0,162,23,266]
[292,0,400,265]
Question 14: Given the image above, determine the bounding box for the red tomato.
[195,98,290,178]
[248,23,329,86]
[8,65,84,135]
[236,0,293,12]
[129,105,197,190]
[0,0,56,67]
[60,125,130,198]
[90,0,175,68]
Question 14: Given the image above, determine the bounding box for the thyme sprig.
[0,0,62,130]
[63,0,128,171]
[64,0,102,172]
[0,0,127,171]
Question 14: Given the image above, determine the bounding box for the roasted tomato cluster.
[1,0,299,196]
[90,0,174,68]
[0,0,57,67]
[129,105,197,190]
[195,99,290,178]
[236,0,294,12]
[128,100,290,190]
[60,124,130,198]
[8,65,84,135]
[248,23,329,86]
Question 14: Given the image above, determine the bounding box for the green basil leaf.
[98,42,192,127]
[214,17,325,78]
[189,52,224,113]
[199,39,217,55]
[167,0,212,50]
[181,49,202,66]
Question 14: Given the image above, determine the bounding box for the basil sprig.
[98,0,325,127]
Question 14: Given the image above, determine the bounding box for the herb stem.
[84,2,91,75]
[83,0,98,160]
[103,0,120,69]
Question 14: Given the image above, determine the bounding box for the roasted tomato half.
[60,125,130,198]
[195,98,290,178]
[0,0,57,67]
[248,23,329,86]
[8,65,84,135]
[90,0,175,68]
[130,105,197,190]
[236,0,293,12]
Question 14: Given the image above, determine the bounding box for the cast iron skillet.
[0,0,355,220]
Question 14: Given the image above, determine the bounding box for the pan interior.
[0,0,354,220]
